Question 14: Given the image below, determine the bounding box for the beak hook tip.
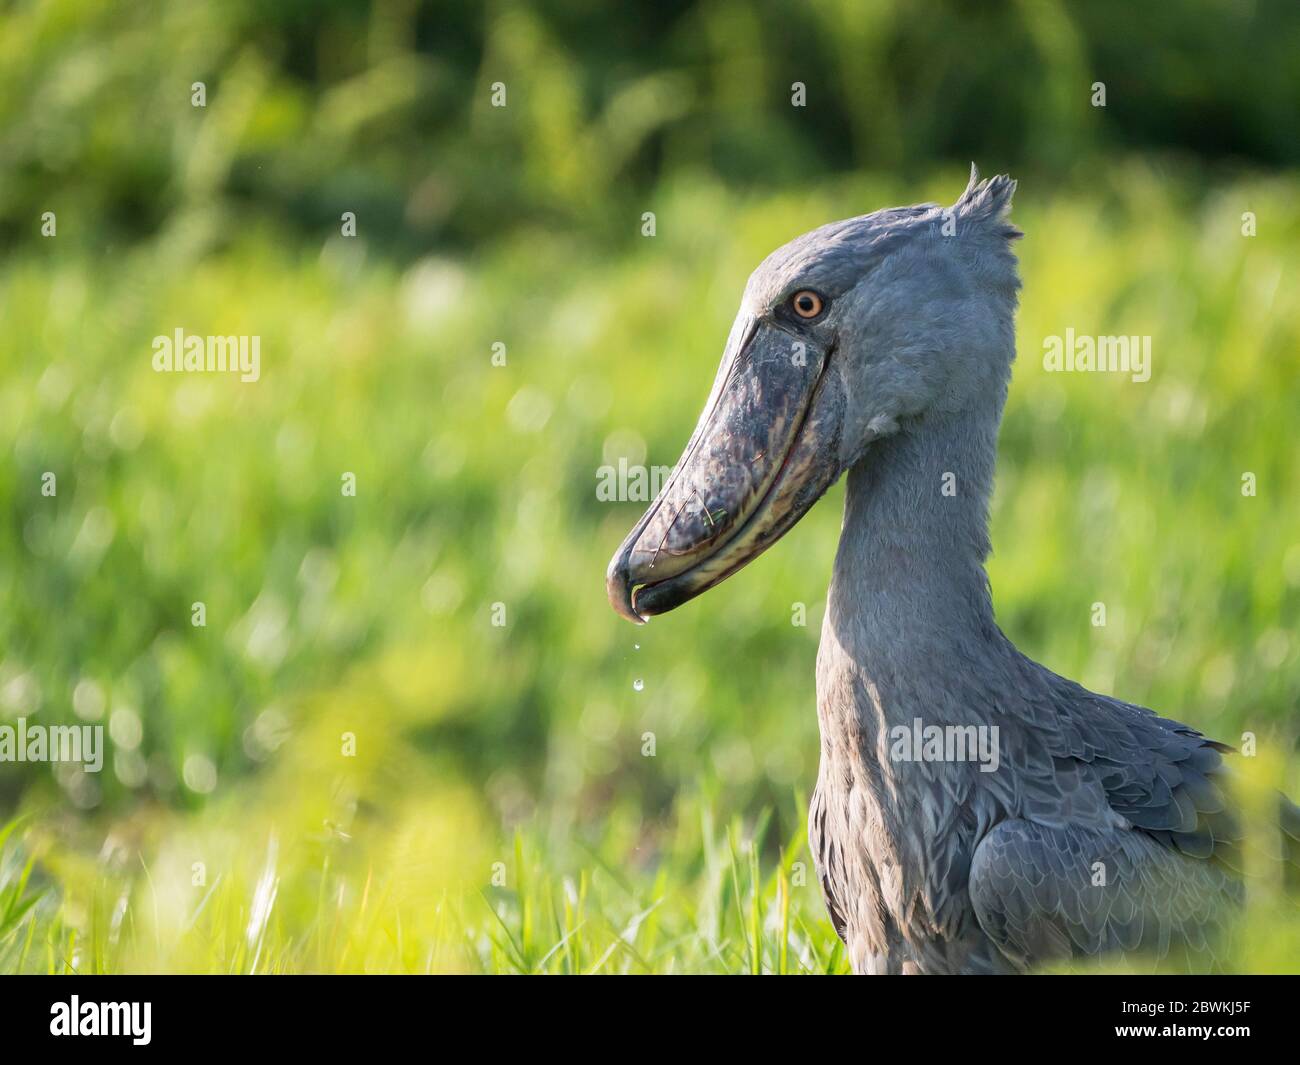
[606,551,646,624]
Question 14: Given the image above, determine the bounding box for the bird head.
[606,166,1021,623]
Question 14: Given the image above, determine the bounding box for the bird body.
[608,168,1281,973]
[808,396,1242,973]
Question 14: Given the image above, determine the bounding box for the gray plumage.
[608,167,1293,973]
[802,171,1241,973]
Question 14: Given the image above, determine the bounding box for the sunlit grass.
[1,798,850,974]
[0,163,1297,973]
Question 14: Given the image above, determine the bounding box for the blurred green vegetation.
[0,1,1297,972]
[4,0,1300,256]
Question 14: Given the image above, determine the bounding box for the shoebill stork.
[606,167,1295,974]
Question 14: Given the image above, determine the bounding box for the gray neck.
[824,401,1004,672]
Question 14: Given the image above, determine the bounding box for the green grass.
[1,796,846,974]
[1,161,1298,972]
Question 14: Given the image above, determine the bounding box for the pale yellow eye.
[792,290,824,318]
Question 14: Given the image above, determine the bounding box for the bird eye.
[791,290,825,319]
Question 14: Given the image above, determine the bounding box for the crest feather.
[955,163,1021,240]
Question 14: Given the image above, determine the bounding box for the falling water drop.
[632,678,644,692]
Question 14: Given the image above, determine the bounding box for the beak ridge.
[605,316,843,623]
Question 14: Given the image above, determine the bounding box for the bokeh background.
[1,0,1297,973]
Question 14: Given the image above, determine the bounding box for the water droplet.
[632,678,644,692]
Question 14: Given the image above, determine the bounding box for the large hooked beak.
[606,312,845,622]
